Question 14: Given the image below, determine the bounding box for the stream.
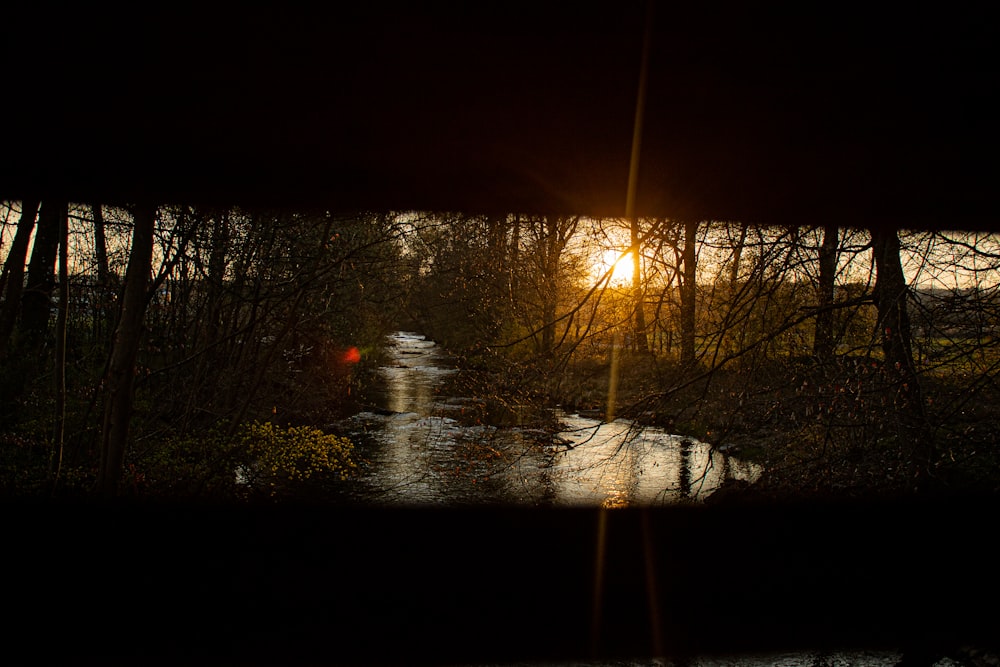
[338,332,761,507]
[331,333,929,667]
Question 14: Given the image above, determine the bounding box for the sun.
[594,249,634,286]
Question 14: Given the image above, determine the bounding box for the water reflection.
[343,332,760,506]
[541,413,758,506]
[381,333,450,415]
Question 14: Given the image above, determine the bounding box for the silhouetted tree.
[630,217,649,353]
[0,200,39,357]
[872,227,929,486]
[99,203,155,497]
[813,223,839,359]
[527,215,580,356]
[680,219,698,365]
[19,201,63,350]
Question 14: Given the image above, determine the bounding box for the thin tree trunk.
[508,214,520,304]
[52,202,70,482]
[724,222,749,358]
[92,204,110,286]
[206,209,230,344]
[20,201,62,349]
[99,203,156,498]
[0,199,40,356]
[91,203,115,346]
[729,222,748,287]
[631,219,648,353]
[813,223,839,359]
[680,219,698,365]
[540,216,560,356]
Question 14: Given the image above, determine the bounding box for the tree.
[679,219,698,365]
[19,201,63,350]
[873,229,918,378]
[630,217,649,353]
[872,226,930,486]
[137,207,404,437]
[813,223,839,360]
[91,203,110,287]
[53,198,70,480]
[526,215,580,356]
[0,200,39,357]
[98,203,155,497]
[404,213,520,351]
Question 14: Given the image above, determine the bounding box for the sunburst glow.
[594,249,634,286]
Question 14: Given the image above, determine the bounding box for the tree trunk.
[0,200,40,357]
[813,223,839,360]
[724,222,749,358]
[538,215,578,356]
[19,201,63,351]
[508,214,520,304]
[541,217,558,355]
[872,227,930,487]
[52,201,70,481]
[680,219,698,365]
[92,204,110,286]
[729,222,748,287]
[91,203,114,347]
[205,210,231,344]
[873,229,917,376]
[98,203,156,498]
[630,218,648,353]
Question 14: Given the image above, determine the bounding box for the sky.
[1,5,995,228]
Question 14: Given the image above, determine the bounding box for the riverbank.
[453,347,1000,504]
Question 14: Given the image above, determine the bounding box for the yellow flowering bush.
[132,421,356,500]
[235,421,357,494]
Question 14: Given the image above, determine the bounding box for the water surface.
[341,332,759,507]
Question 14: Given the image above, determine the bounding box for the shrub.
[234,421,356,495]
[132,421,356,500]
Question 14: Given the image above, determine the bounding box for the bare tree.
[0,200,40,356]
[872,227,930,486]
[523,215,580,356]
[92,203,110,287]
[813,223,839,360]
[680,219,698,365]
[98,203,155,497]
[20,202,62,347]
[53,200,70,481]
[630,218,648,353]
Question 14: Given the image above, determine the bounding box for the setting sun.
[594,249,634,285]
